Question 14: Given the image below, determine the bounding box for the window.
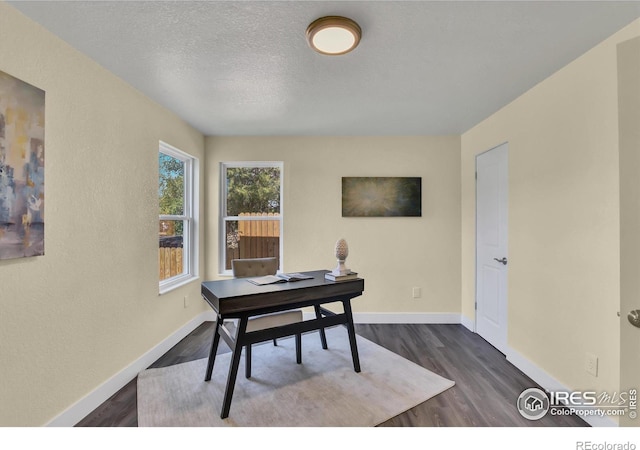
[220,162,283,275]
[159,141,198,293]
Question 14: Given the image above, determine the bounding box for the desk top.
[201,270,364,316]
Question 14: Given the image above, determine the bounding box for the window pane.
[159,153,184,215]
[226,167,280,216]
[224,218,280,270]
[159,220,184,281]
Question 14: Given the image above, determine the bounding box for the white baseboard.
[460,315,475,332]
[45,310,216,427]
[353,312,462,324]
[507,348,618,428]
[302,311,463,324]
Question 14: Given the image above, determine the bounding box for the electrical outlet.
[585,353,598,377]
[412,287,422,299]
[183,295,189,308]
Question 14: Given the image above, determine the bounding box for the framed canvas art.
[342,177,421,217]
[0,70,45,260]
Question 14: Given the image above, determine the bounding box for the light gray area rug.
[137,326,454,427]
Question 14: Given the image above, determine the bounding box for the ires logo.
[517,388,638,420]
[517,388,550,420]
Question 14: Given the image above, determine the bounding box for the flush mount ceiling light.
[306,16,361,55]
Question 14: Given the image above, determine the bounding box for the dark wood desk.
[200,270,365,418]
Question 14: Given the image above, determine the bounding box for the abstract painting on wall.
[342,177,422,217]
[0,70,45,260]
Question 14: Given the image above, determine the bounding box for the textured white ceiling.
[9,1,640,136]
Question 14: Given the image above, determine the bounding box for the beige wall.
[206,136,461,316]
[0,3,207,426]
[618,35,640,427]
[461,19,640,398]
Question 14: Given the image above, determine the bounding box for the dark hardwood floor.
[76,322,587,427]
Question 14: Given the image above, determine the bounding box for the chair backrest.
[231,257,278,278]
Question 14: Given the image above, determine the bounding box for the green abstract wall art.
[342,177,421,217]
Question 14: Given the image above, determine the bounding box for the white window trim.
[159,141,199,294]
[219,161,284,276]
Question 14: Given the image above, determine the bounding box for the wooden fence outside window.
[159,234,183,281]
[158,212,281,280]
[225,212,280,270]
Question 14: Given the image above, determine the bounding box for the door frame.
[617,36,640,427]
[474,142,509,352]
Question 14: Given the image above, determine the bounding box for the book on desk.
[247,272,314,285]
[324,271,358,282]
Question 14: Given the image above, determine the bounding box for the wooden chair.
[229,257,304,378]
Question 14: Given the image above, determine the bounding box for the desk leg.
[205,317,222,381]
[220,316,248,419]
[314,304,328,350]
[342,300,361,373]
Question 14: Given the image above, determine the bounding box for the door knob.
[494,257,508,265]
[629,310,640,329]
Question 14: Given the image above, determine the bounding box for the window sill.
[159,274,200,295]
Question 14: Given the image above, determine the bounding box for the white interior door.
[618,36,640,427]
[476,143,508,353]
